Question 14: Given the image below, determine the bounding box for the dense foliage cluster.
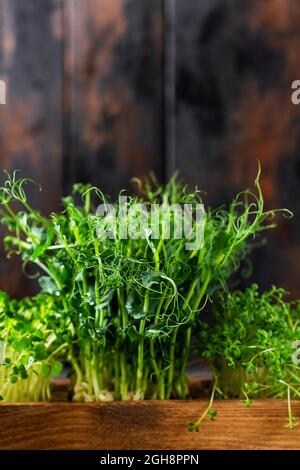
[0,292,65,401]
[194,285,300,430]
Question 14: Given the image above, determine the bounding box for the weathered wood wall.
[174,0,300,296]
[0,0,64,296]
[0,0,300,298]
[63,0,164,195]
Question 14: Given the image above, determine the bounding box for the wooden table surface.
[0,400,299,450]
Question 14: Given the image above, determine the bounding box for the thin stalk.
[120,353,128,400]
[191,380,217,431]
[286,386,297,429]
[118,289,128,399]
[149,288,167,395]
[135,290,150,399]
[166,327,178,398]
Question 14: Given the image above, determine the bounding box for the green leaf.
[145,329,162,339]
[52,361,63,377]
[132,311,147,321]
[40,363,50,378]
[32,227,54,261]
[141,272,160,288]
[19,365,28,379]
[39,276,57,295]
[125,292,146,320]
[12,338,30,352]
[34,343,47,361]
[188,421,199,432]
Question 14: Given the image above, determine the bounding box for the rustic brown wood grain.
[0,400,299,450]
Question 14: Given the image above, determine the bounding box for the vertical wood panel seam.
[62,0,78,194]
[164,0,176,179]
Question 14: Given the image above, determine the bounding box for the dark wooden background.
[0,0,300,299]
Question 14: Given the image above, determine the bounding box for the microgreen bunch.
[192,284,300,430]
[0,169,288,402]
[0,291,66,401]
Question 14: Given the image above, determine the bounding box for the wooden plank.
[0,0,64,297]
[173,0,300,298]
[63,0,164,197]
[0,400,299,450]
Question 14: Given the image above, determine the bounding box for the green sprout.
[0,291,66,401]
[199,284,300,429]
